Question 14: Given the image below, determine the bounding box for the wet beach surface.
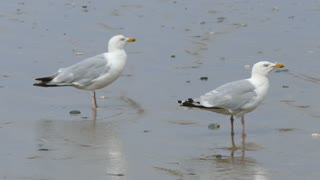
[1,0,320,179]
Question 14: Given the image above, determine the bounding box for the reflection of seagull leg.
[231,131,236,148]
[92,108,97,122]
[241,115,246,136]
[241,132,246,160]
[230,115,235,136]
[91,91,98,109]
[230,147,235,162]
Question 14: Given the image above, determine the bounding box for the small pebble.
[272,7,280,12]
[216,154,222,159]
[108,173,125,176]
[277,128,294,132]
[200,77,208,81]
[186,80,191,83]
[143,130,150,133]
[192,35,201,38]
[171,55,176,58]
[1,74,11,78]
[244,64,251,70]
[217,17,226,23]
[69,110,81,115]
[282,85,289,88]
[208,123,220,130]
[312,133,320,137]
[38,148,49,151]
[82,5,88,12]
[74,52,84,56]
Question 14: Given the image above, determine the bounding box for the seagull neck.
[250,74,269,86]
[108,47,124,52]
[251,72,268,79]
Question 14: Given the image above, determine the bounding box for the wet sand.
[1,0,320,179]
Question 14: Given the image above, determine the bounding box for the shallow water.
[1,0,320,179]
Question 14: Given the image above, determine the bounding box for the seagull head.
[251,61,285,77]
[108,35,136,51]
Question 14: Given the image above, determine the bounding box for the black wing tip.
[178,98,199,107]
[34,75,57,87]
[33,81,72,87]
[33,82,58,87]
[178,98,223,110]
[34,76,55,82]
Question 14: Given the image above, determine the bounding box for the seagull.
[34,35,136,109]
[178,61,285,136]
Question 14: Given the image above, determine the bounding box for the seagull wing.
[199,79,257,112]
[51,53,111,87]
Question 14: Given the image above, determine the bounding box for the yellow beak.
[272,63,285,68]
[126,37,136,42]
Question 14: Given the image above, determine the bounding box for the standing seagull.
[178,61,285,136]
[34,35,136,109]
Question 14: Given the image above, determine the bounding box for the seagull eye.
[120,38,125,41]
[263,64,269,67]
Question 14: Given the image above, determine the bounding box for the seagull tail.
[178,98,203,108]
[178,98,223,111]
[33,75,69,87]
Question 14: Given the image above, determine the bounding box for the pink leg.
[230,115,235,136]
[91,91,98,109]
[241,115,246,136]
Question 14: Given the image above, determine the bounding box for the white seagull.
[178,61,285,136]
[34,35,136,109]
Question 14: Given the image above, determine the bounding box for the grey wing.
[199,79,257,111]
[52,54,110,86]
